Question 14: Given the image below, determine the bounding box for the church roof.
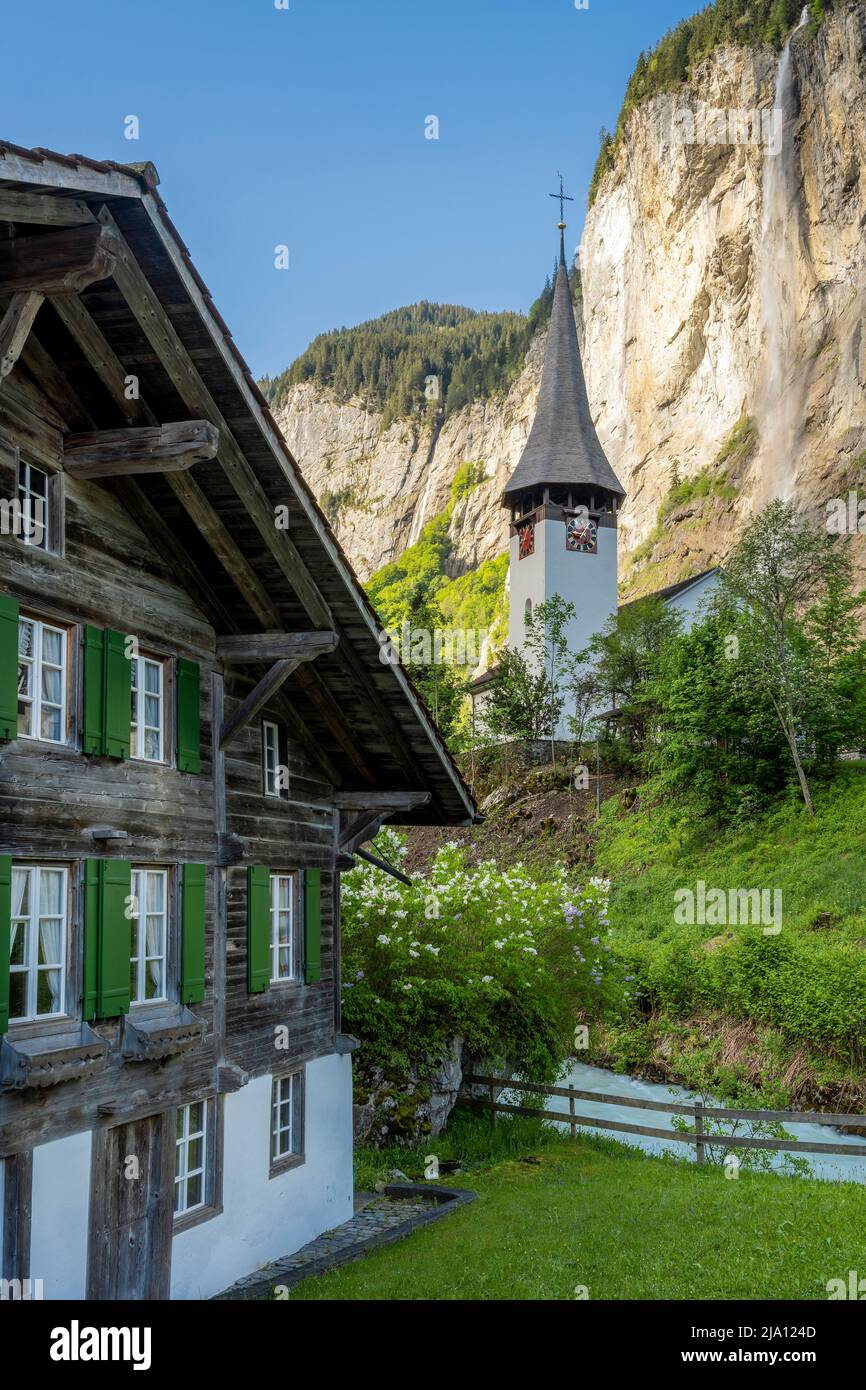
[503,232,625,501]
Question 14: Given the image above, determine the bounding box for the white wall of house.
[170,1052,354,1300]
[665,570,721,631]
[30,1130,92,1299]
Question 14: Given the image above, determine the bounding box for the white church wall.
[170,1052,354,1299]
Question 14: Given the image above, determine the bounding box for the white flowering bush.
[341,828,626,1084]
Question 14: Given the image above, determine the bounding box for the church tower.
[503,200,625,728]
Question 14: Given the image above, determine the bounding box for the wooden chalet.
[0,143,476,1300]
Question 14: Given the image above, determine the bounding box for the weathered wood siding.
[0,363,339,1155]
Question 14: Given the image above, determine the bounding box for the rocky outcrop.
[274,7,866,597]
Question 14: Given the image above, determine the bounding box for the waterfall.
[755,6,809,502]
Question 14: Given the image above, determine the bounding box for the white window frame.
[269,872,296,983]
[9,864,68,1024]
[130,654,165,763]
[16,459,49,551]
[17,616,67,745]
[262,719,279,797]
[129,867,169,1007]
[270,1071,304,1171]
[174,1101,208,1217]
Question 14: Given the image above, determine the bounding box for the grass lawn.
[288,1128,865,1301]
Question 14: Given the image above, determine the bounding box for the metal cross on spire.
[549,173,574,225]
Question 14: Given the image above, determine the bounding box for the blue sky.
[2,0,693,377]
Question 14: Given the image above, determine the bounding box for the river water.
[507,1060,866,1185]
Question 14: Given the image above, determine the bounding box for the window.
[269,872,297,982]
[16,460,48,551]
[9,864,68,1023]
[270,1071,304,1174]
[129,868,168,1006]
[174,1101,207,1216]
[130,655,165,762]
[262,719,279,796]
[17,616,67,743]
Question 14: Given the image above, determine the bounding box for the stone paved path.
[214,1184,475,1299]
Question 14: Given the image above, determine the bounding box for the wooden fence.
[461,1073,866,1164]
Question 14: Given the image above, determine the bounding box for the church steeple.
[503,206,625,506]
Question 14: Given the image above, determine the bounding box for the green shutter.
[0,855,11,1033]
[247,864,271,994]
[0,595,19,742]
[98,859,131,1018]
[181,863,207,1004]
[103,630,131,760]
[177,659,201,773]
[82,626,105,755]
[82,859,100,1020]
[304,868,322,985]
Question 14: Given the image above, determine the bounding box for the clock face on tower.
[566,515,598,554]
[518,523,535,560]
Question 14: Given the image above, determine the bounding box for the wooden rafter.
[333,791,432,811]
[0,292,43,380]
[96,205,333,631]
[0,190,96,227]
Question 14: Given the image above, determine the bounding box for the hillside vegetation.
[260,267,581,429]
[589,0,834,205]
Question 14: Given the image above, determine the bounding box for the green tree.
[722,499,858,814]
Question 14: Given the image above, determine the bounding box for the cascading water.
[755,6,809,502]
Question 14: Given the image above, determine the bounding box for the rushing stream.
[507,1061,866,1185]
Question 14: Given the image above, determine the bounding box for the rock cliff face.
[274,5,866,595]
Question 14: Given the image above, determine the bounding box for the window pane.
[41,664,61,706]
[144,728,160,761]
[41,629,63,666]
[144,662,160,695]
[18,622,33,658]
[144,694,160,727]
[28,467,48,499]
[176,1109,185,1142]
[36,969,61,1015]
[188,1102,204,1134]
[186,1172,203,1208]
[145,874,165,914]
[39,870,64,917]
[40,705,61,741]
[9,973,26,1020]
[278,878,291,910]
[10,920,26,966]
[17,661,32,697]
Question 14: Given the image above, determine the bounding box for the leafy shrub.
[341,830,628,1085]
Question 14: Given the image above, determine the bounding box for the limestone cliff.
[273,5,866,597]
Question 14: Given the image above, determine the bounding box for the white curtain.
[145,914,163,995]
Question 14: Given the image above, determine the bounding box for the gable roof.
[0,142,476,826]
[503,232,625,502]
[617,567,721,613]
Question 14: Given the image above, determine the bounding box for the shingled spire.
[503,228,625,502]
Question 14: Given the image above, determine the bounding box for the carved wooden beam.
[96,205,333,630]
[0,292,43,379]
[0,190,96,227]
[0,224,116,295]
[63,420,219,478]
[219,634,338,750]
[216,632,338,664]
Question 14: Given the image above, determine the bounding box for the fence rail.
[461,1073,866,1162]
